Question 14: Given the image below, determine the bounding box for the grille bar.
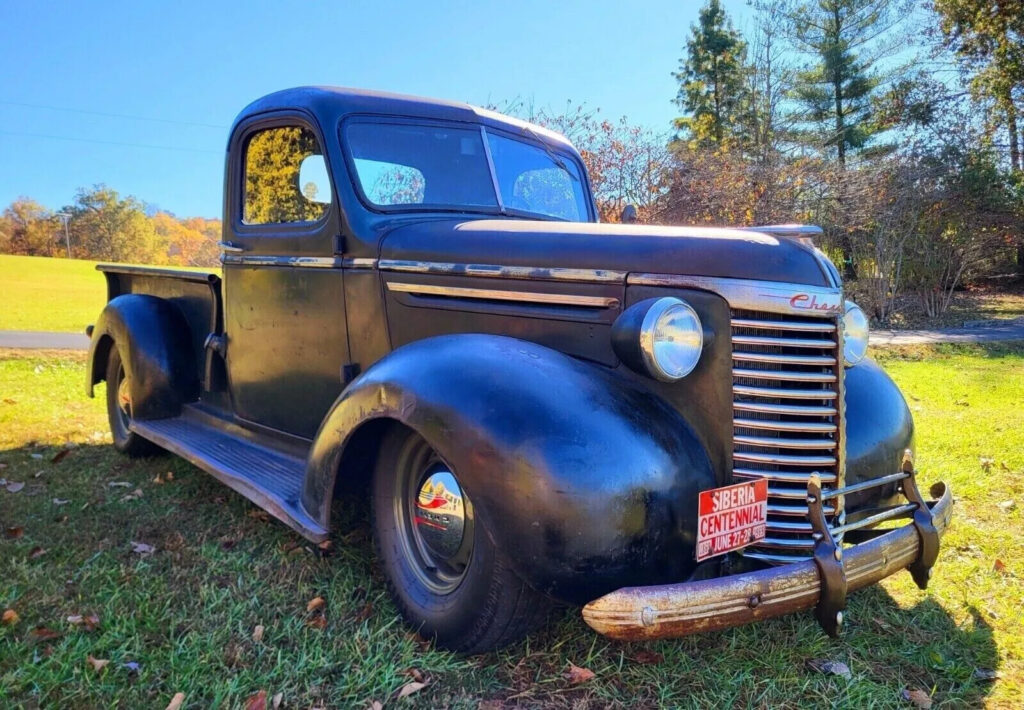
[730,308,844,564]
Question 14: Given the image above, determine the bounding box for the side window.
[243,125,330,225]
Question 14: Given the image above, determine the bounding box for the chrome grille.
[730,309,844,563]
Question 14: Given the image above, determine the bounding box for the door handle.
[218,241,245,253]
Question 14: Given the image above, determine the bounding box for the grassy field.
[0,255,212,333]
[1,345,1022,708]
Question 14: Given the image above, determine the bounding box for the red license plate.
[696,479,768,561]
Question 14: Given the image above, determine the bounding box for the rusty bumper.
[582,467,952,641]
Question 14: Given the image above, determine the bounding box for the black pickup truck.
[85,87,951,653]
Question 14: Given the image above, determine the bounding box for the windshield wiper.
[519,126,580,183]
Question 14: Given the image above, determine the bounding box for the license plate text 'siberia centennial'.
[696,479,768,561]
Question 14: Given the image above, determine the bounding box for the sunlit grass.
[1,345,1021,708]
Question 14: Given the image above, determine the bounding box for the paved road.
[1,318,1023,352]
[871,317,1024,346]
[0,330,90,350]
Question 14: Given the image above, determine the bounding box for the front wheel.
[372,425,552,653]
[105,346,160,457]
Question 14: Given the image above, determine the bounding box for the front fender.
[305,334,715,603]
[844,358,915,510]
[85,294,198,420]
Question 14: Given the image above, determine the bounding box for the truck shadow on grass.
[0,442,1001,708]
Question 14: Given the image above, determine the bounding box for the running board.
[130,409,328,542]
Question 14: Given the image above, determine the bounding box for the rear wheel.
[105,346,160,457]
[372,425,552,653]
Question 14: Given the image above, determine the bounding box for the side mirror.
[620,204,638,224]
[299,155,332,205]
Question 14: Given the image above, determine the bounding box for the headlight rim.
[638,297,704,382]
[842,300,869,367]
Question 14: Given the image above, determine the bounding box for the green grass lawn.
[0,255,212,333]
[0,256,107,333]
[1,345,1022,708]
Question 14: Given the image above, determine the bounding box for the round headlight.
[842,300,869,366]
[639,297,704,381]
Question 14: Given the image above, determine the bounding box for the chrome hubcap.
[395,440,475,595]
[415,469,466,561]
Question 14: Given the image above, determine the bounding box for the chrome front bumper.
[582,465,952,640]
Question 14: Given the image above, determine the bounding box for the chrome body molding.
[221,254,345,269]
[342,257,379,269]
[385,281,619,308]
[628,273,843,318]
[378,259,627,283]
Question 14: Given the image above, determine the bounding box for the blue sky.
[0,0,756,217]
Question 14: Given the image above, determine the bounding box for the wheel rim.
[116,362,131,427]
[394,437,474,594]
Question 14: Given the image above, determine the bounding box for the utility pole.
[56,212,71,258]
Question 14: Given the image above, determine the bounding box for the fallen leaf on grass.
[54,515,68,524]
[997,500,1016,513]
[631,649,664,665]
[405,667,426,683]
[980,456,994,471]
[51,449,70,464]
[565,662,596,684]
[29,626,61,642]
[87,655,110,673]
[305,615,327,630]
[28,546,46,559]
[121,488,143,502]
[306,596,326,613]
[5,481,25,493]
[130,541,156,556]
[271,692,283,709]
[4,526,23,539]
[165,692,186,710]
[2,609,18,625]
[247,509,270,521]
[901,688,932,708]
[52,498,70,505]
[2,398,15,405]
[353,602,374,623]
[993,559,1007,574]
[244,689,268,710]
[252,624,265,642]
[393,681,427,701]
[317,539,334,555]
[973,668,999,681]
[67,614,101,631]
[807,658,852,680]
[370,701,384,710]
[108,481,132,488]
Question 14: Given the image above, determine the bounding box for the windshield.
[345,121,591,221]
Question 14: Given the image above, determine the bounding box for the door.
[222,115,350,439]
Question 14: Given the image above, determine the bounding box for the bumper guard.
[582,458,952,640]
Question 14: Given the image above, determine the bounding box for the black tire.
[372,425,552,653]
[105,346,160,457]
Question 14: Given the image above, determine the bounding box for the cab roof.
[232,86,575,150]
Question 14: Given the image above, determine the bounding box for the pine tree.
[786,0,910,165]
[673,0,748,147]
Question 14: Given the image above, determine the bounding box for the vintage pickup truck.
[85,87,951,653]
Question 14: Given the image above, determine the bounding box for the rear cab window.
[242,125,331,225]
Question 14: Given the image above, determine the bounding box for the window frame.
[232,112,334,237]
[338,115,594,222]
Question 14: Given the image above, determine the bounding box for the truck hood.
[379,219,832,287]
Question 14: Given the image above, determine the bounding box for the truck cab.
[85,87,951,653]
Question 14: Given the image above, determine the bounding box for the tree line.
[0,186,222,267]
[2,0,1021,321]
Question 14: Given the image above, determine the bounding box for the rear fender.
[304,334,715,602]
[85,294,199,419]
